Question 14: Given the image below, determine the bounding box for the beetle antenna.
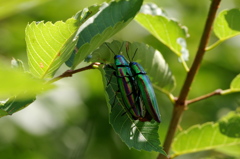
[118,42,124,55]
[132,48,138,61]
[125,42,131,61]
[105,42,116,55]
[105,42,124,55]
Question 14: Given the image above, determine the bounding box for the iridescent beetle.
[126,42,161,123]
[105,42,161,123]
[105,42,145,120]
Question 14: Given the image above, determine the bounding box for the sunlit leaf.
[26,4,101,79]
[135,3,189,59]
[172,122,240,157]
[214,8,240,40]
[221,74,240,95]
[216,144,240,157]
[0,0,51,20]
[230,74,240,91]
[67,0,143,68]
[219,111,240,138]
[26,17,80,79]
[0,64,52,99]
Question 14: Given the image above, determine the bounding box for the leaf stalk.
[206,40,223,51]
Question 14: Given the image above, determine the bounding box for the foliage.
[172,112,240,158]
[90,40,175,154]
[1,0,240,159]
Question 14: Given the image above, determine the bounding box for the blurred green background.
[1,0,240,159]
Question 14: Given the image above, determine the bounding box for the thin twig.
[47,62,101,84]
[187,89,222,105]
[157,1,221,158]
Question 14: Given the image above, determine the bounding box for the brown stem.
[177,0,221,104]
[157,0,221,158]
[159,105,185,159]
[187,89,222,105]
[47,62,101,84]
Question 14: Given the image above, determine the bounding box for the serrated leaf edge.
[26,19,78,79]
[172,122,240,157]
[135,13,188,56]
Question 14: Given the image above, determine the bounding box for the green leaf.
[26,18,80,79]
[230,74,240,91]
[26,4,101,79]
[0,63,52,99]
[68,0,143,68]
[222,74,240,95]
[216,144,240,157]
[214,8,240,40]
[99,65,165,154]
[0,0,49,20]
[91,40,175,93]
[0,96,36,117]
[90,41,174,154]
[219,111,240,138]
[135,3,189,59]
[172,122,240,157]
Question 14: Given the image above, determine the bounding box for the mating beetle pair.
[105,42,161,123]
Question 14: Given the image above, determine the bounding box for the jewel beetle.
[105,42,145,120]
[126,43,161,123]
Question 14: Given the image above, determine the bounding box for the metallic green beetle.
[105,43,146,120]
[125,42,161,123]
[129,61,161,123]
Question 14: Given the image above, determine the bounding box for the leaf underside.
[26,18,79,79]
